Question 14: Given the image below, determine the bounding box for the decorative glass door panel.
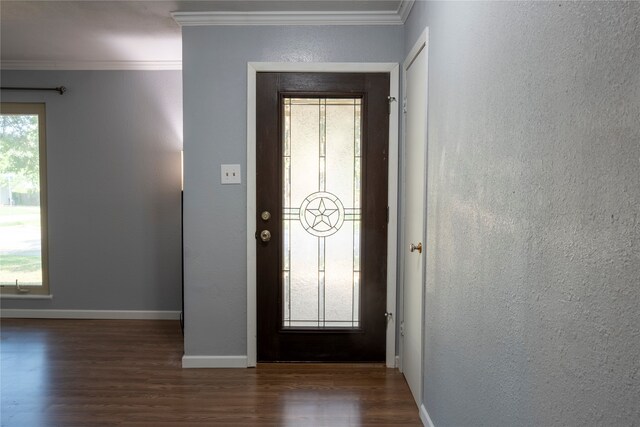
[283,98,362,329]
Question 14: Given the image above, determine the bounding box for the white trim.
[386,64,400,369]
[247,62,399,368]
[172,0,415,27]
[0,60,182,71]
[0,309,181,320]
[182,355,248,368]
[397,0,416,23]
[249,62,399,73]
[0,294,53,300]
[246,63,258,367]
[172,10,403,27]
[420,404,436,427]
[403,28,428,70]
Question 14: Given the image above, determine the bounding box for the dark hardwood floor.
[0,319,421,426]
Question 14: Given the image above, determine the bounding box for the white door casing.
[400,29,428,406]
[247,62,399,367]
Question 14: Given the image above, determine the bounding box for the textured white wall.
[406,1,640,425]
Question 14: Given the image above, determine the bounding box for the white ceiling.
[0,1,408,70]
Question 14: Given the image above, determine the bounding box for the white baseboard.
[420,404,435,427]
[0,309,181,320]
[182,355,248,368]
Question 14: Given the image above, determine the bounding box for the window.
[0,103,49,295]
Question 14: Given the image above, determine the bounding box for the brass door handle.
[260,230,271,242]
[409,242,422,254]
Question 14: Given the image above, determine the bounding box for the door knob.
[409,242,422,253]
[260,230,271,242]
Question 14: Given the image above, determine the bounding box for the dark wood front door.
[256,72,389,362]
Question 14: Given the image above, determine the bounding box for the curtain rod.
[1,86,67,95]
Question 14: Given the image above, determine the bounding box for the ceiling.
[0,1,409,70]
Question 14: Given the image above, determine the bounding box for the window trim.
[0,102,50,296]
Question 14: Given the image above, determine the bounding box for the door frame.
[398,28,429,402]
[247,62,399,367]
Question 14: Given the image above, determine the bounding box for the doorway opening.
[247,63,399,366]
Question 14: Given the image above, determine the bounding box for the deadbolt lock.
[261,211,271,221]
[260,230,271,242]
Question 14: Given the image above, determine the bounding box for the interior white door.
[401,37,428,406]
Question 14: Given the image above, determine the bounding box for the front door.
[256,72,389,362]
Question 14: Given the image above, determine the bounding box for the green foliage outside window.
[0,114,40,196]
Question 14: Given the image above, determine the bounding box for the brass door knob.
[260,230,271,242]
[409,242,422,254]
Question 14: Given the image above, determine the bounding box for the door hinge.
[400,321,405,336]
[403,97,407,114]
[386,206,389,224]
[387,96,396,115]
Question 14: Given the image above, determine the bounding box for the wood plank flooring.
[0,319,421,426]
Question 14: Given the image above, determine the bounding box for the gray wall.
[1,70,183,311]
[182,25,403,356]
[405,1,640,425]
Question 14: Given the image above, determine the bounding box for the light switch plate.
[221,164,241,184]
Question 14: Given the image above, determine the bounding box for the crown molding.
[0,60,182,71]
[172,6,414,27]
[172,10,403,26]
[171,0,416,27]
[397,0,416,23]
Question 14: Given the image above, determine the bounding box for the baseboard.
[420,404,435,427]
[182,355,248,368]
[0,309,181,320]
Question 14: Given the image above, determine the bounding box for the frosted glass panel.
[282,98,362,329]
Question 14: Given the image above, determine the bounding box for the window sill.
[0,294,53,300]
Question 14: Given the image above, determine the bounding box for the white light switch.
[221,164,241,184]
